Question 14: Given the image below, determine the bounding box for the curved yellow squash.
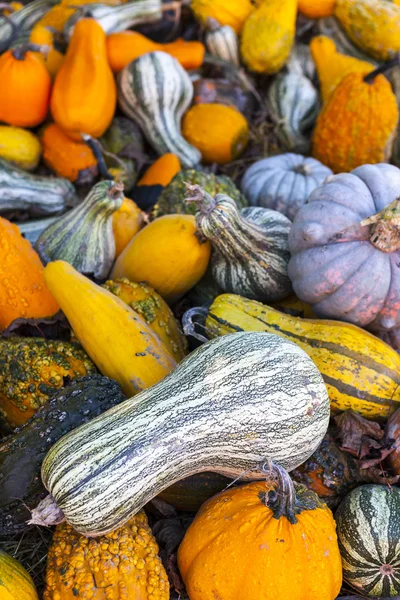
[206,294,400,420]
[44,261,176,396]
[0,550,39,600]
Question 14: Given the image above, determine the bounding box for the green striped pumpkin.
[188,185,292,303]
[336,485,400,598]
[34,331,330,536]
[117,51,201,168]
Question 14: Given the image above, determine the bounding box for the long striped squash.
[336,485,400,597]
[35,331,330,536]
[117,51,201,168]
[205,294,400,420]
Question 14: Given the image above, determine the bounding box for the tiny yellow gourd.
[0,125,41,171]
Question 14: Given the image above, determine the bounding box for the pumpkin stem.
[28,494,66,527]
[363,54,400,84]
[260,461,298,524]
[182,306,209,343]
[206,17,222,32]
[185,184,216,214]
[360,198,400,253]
[82,135,114,181]
[293,163,313,176]
[12,43,50,60]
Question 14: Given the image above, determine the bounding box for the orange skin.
[137,153,181,187]
[0,49,51,127]
[51,18,116,140]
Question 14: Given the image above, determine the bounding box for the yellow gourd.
[0,125,41,171]
[241,0,297,74]
[0,550,39,600]
[182,104,249,164]
[30,24,64,78]
[111,214,212,304]
[206,293,400,420]
[298,0,335,18]
[310,36,375,104]
[190,0,254,33]
[334,0,400,61]
[44,261,176,396]
[112,197,145,256]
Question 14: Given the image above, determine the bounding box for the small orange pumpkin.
[51,18,116,140]
[0,45,51,128]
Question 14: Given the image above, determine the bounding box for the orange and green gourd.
[190,0,254,33]
[0,549,39,600]
[43,511,170,600]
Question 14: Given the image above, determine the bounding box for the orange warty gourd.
[137,153,181,187]
[112,197,146,256]
[312,70,399,173]
[0,46,51,128]
[51,18,116,140]
[178,463,342,600]
[0,217,59,330]
[44,261,176,396]
[107,31,205,72]
[44,511,169,600]
[111,214,211,304]
[310,36,375,104]
[40,123,98,184]
[298,0,335,18]
[182,104,249,164]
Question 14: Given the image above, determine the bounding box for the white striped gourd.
[205,18,240,66]
[35,331,330,536]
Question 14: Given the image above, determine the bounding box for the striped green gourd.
[188,185,292,303]
[336,485,400,598]
[33,331,330,536]
[36,180,124,279]
[0,0,56,53]
[117,51,201,168]
[205,18,240,66]
[0,158,77,218]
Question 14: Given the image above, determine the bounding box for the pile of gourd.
[2,0,400,599]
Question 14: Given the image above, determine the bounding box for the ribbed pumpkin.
[336,485,400,597]
[51,18,116,140]
[0,125,41,171]
[40,123,98,185]
[0,45,51,128]
[178,463,342,600]
[312,69,399,173]
[44,261,176,396]
[190,0,254,33]
[111,214,212,304]
[0,217,59,330]
[107,30,205,72]
[335,0,400,61]
[0,336,96,427]
[0,550,39,600]
[43,511,169,600]
[112,197,145,256]
[241,0,297,74]
[298,0,335,18]
[182,103,249,164]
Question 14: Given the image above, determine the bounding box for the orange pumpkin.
[112,197,146,256]
[178,463,342,600]
[0,45,51,128]
[51,18,116,140]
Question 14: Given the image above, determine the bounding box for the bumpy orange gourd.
[335,0,400,61]
[190,0,254,33]
[310,36,375,104]
[51,18,116,140]
[312,70,399,173]
[241,0,297,74]
[107,31,205,72]
[0,549,39,600]
[0,46,51,127]
[30,24,64,78]
[44,511,169,600]
[182,104,249,164]
[44,261,176,396]
[111,214,211,304]
[112,197,145,256]
[0,217,59,330]
[298,0,335,18]
[40,123,98,184]
[178,464,342,600]
[137,154,181,187]
[103,278,188,361]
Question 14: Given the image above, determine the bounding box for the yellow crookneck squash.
[0,549,39,600]
[111,214,211,304]
[44,511,169,600]
[206,293,400,420]
[178,462,342,600]
[50,18,116,140]
[312,66,399,173]
[44,261,176,396]
[241,0,297,74]
[310,36,375,104]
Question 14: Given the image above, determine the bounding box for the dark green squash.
[0,375,125,535]
[158,472,232,512]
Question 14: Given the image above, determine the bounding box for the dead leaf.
[335,411,384,457]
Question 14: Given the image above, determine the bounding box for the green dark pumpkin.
[158,472,232,512]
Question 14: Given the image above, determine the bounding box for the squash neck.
[361,198,400,253]
[185,184,217,215]
[363,56,400,84]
